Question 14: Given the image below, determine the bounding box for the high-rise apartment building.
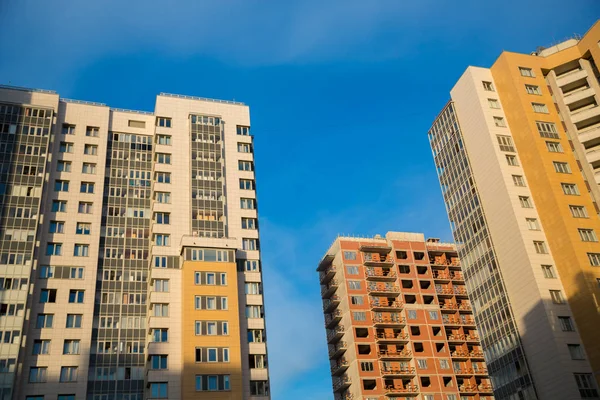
[318,232,494,400]
[428,20,600,400]
[0,84,270,400]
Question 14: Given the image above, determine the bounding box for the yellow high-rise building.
[429,20,600,400]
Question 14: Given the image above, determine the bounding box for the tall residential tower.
[428,20,600,400]
[318,232,494,400]
[0,85,270,400]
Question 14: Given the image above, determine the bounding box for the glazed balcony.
[380,364,416,377]
[367,283,400,295]
[328,341,347,359]
[377,348,412,360]
[373,314,406,327]
[325,309,343,329]
[319,265,337,284]
[327,326,345,343]
[332,375,351,392]
[363,252,394,266]
[384,385,419,396]
[323,295,341,313]
[330,358,349,376]
[321,279,339,298]
[365,267,397,281]
[376,331,410,343]
[370,299,403,311]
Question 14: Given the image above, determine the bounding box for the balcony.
[447,333,468,343]
[317,253,335,271]
[321,279,339,298]
[564,86,595,105]
[377,348,412,360]
[330,359,349,376]
[461,317,476,326]
[555,68,587,88]
[332,375,351,392]
[380,366,416,377]
[459,384,479,394]
[370,299,404,311]
[451,350,470,359]
[469,350,485,359]
[465,334,480,343]
[373,314,406,327]
[367,283,400,295]
[442,317,461,326]
[319,265,337,284]
[432,271,451,281]
[385,385,419,396]
[325,309,343,329]
[478,383,494,393]
[453,287,468,296]
[327,326,345,343]
[441,302,459,310]
[586,148,600,165]
[450,272,464,281]
[571,104,600,125]
[365,267,397,281]
[376,331,410,343]
[359,243,392,253]
[328,341,347,359]
[363,253,394,266]
[323,295,341,313]
[579,125,600,144]
[473,367,489,375]
[436,287,454,296]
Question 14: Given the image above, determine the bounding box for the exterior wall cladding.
[318,232,495,400]
[428,20,600,400]
[0,85,271,400]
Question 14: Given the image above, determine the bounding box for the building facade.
[0,85,270,400]
[318,232,494,400]
[428,20,600,400]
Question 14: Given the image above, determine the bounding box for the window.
[559,316,575,331]
[574,373,598,398]
[237,126,250,135]
[84,126,99,137]
[241,217,257,229]
[54,180,69,192]
[80,182,94,193]
[429,310,439,320]
[526,218,540,230]
[84,144,98,155]
[351,295,364,305]
[29,367,47,382]
[346,265,359,275]
[152,329,169,342]
[68,290,84,303]
[74,244,89,257]
[242,238,258,250]
[63,339,80,355]
[154,234,170,246]
[156,134,171,145]
[532,103,549,113]
[154,279,169,292]
[417,359,428,369]
[39,266,54,278]
[155,172,171,183]
[66,314,82,328]
[238,160,253,171]
[546,141,563,153]
[407,310,417,319]
[75,223,91,235]
[568,344,585,360]
[348,281,361,290]
[494,116,507,127]
[150,382,168,398]
[579,229,598,242]
[156,117,172,128]
[46,243,62,256]
[561,183,580,195]
[155,212,170,225]
[155,192,171,203]
[57,160,72,172]
[240,198,256,209]
[513,175,526,187]
[550,290,565,304]
[570,205,588,218]
[344,251,357,260]
[49,221,65,234]
[439,359,450,369]
[519,67,535,77]
[246,305,263,318]
[59,142,74,153]
[238,142,252,153]
[250,380,269,396]
[536,121,559,138]
[240,179,255,190]
[488,98,500,109]
[156,153,171,164]
[36,314,53,328]
[587,253,600,266]
[497,135,515,152]
[62,124,75,135]
[553,162,571,174]
[525,84,541,95]
[506,155,519,166]
[70,267,84,279]
[82,162,97,174]
[243,260,260,271]
[533,241,548,254]
[150,355,168,369]
[58,396,75,400]
[32,339,51,355]
[482,81,494,91]
[60,366,77,382]
[153,304,169,317]
[519,196,533,208]
[52,200,67,212]
[40,289,57,303]
[542,265,556,278]
[353,312,366,321]
[78,202,93,214]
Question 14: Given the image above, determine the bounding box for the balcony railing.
[459,384,478,393]
[372,315,406,326]
[436,287,454,295]
[328,341,347,359]
[470,350,485,358]
[330,359,349,375]
[478,383,494,392]
[380,366,416,376]
[385,385,419,394]
[327,326,345,343]
[451,272,464,281]
[376,331,410,342]
[322,295,341,312]
[332,375,351,392]
[321,279,339,298]
[319,265,337,284]
[365,267,397,280]
[377,349,412,359]
[367,284,400,295]
[324,309,343,329]
[453,287,468,295]
[363,253,394,266]
[432,271,451,280]
[370,300,404,310]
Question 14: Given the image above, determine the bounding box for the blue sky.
[1,1,598,398]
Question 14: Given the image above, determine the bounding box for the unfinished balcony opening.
[410,326,420,336]
[396,250,408,260]
[443,376,454,387]
[419,280,431,290]
[401,280,413,289]
[398,265,411,274]
[414,252,425,260]
[420,377,431,388]
[423,295,435,305]
[417,265,428,275]
[355,327,369,338]
[404,295,416,304]
[413,342,424,353]
[362,379,377,391]
[358,344,372,355]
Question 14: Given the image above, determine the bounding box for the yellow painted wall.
[490,22,600,385]
[181,260,243,399]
